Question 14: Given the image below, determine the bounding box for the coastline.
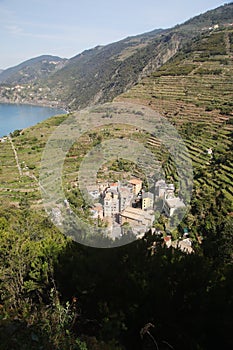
[0,96,68,111]
[0,102,68,138]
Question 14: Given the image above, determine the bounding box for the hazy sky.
[0,0,227,69]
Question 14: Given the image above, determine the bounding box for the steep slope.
[0,55,67,85]
[40,2,233,109]
[178,1,233,29]
[46,30,181,109]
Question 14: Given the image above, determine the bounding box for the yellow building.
[142,192,154,210]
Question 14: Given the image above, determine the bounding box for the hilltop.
[0,55,67,85]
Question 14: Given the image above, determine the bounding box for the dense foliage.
[0,200,232,349]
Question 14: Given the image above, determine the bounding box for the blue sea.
[0,103,66,137]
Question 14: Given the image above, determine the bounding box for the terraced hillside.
[118,27,233,205]
[0,114,68,207]
[1,10,232,236]
[1,27,232,214]
[0,111,168,211]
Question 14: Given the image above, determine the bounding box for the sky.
[0,0,228,69]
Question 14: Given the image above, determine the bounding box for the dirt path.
[8,136,22,177]
[6,137,47,196]
[224,32,231,56]
[28,173,47,195]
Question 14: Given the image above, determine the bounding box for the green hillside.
[0,114,68,207]
[0,55,67,85]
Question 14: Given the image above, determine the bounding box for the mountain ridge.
[0,55,67,85]
[0,3,232,110]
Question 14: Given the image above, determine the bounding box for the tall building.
[155,179,167,198]
[119,187,133,212]
[142,192,154,210]
[104,190,119,218]
[155,179,186,217]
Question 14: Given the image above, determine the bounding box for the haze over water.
[0,103,65,137]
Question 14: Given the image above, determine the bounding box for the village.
[87,177,187,240]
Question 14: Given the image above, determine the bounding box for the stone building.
[104,190,120,218]
[119,207,154,229]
